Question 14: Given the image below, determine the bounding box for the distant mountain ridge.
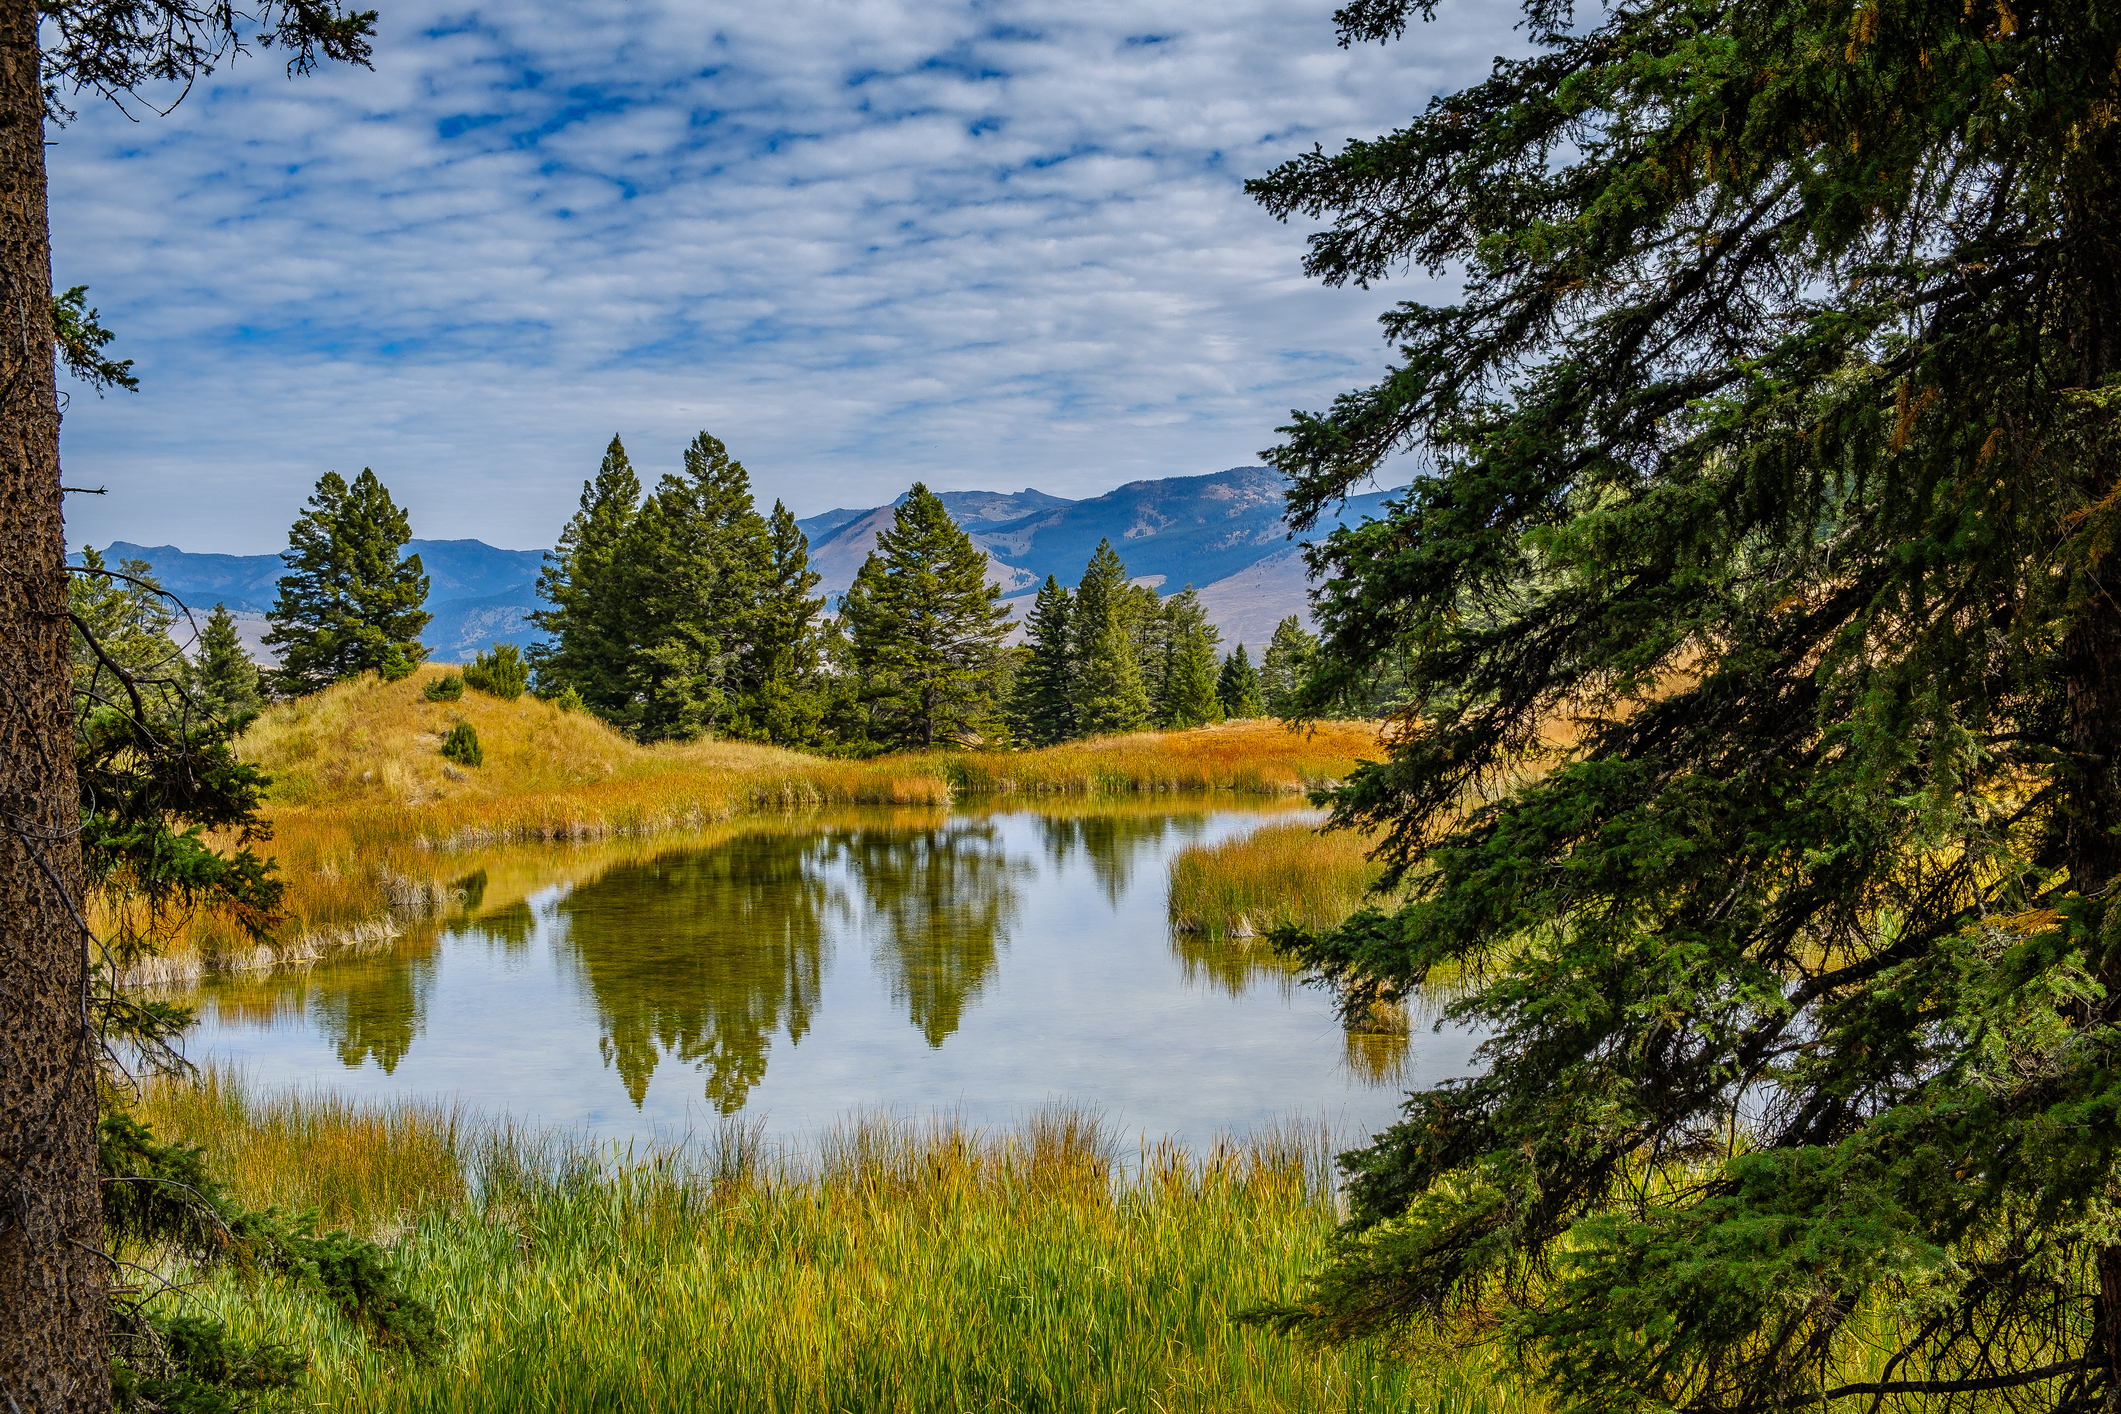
[74,539,548,664]
[83,465,1393,663]
[799,466,1394,646]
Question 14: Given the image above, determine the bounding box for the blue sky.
[51,0,1512,553]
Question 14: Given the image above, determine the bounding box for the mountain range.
[82,465,1392,663]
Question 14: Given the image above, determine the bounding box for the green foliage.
[530,436,642,722]
[462,643,528,700]
[545,684,585,714]
[1160,587,1224,730]
[1010,576,1077,746]
[840,484,1014,750]
[265,469,431,695]
[1259,617,1315,721]
[1247,0,2121,1407]
[423,671,464,702]
[1215,645,1263,720]
[196,605,264,720]
[1070,540,1154,735]
[441,723,483,768]
[101,1107,439,1411]
[52,285,137,393]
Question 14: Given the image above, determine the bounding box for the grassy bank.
[142,670,1378,971]
[137,1075,1535,1414]
[1168,822,1395,941]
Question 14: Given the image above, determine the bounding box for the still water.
[185,804,1474,1148]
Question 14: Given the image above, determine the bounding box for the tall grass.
[1168,821,1394,940]
[136,1076,1540,1414]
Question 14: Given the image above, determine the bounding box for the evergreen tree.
[840,484,1013,750]
[1259,615,1317,720]
[1071,539,1153,734]
[1074,606,1153,737]
[530,435,642,723]
[68,550,190,726]
[1159,587,1224,730]
[1248,0,2121,1407]
[1215,644,1263,719]
[196,604,264,720]
[1010,575,1077,746]
[264,469,431,696]
[735,501,827,746]
[624,432,776,742]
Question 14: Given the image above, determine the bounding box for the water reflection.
[556,832,837,1112]
[844,822,1028,1046]
[311,954,434,1073]
[1035,810,1194,905]
[180,805,1446,1146]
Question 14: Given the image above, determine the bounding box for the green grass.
[137,1074,1541,1414]
[1168,821,1395,941]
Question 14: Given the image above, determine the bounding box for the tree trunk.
[0,0,108,1406]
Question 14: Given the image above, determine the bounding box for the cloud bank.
[50,0,1513,553]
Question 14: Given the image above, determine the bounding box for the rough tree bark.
[0,0,107,1405]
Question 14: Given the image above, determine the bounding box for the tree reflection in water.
[555,831,840,1112]
[310,953,436,1073]
[846,822,1027,1048]
[1034,810,1188,906]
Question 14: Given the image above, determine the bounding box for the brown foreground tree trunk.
[0,0,108,1407]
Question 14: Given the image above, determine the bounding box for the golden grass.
[1168,820,1395,940]
[135,1075,1542,1414]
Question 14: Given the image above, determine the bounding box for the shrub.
[462,644,527,700]
[546,684,586,714]
[422,672,464,702]
[378,643,418,683]
[440,723,483,768]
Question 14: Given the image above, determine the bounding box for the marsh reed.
[135,1074,1540,1414]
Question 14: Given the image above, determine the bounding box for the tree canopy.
[1249,0,2121,1409]
[264,468,431,695]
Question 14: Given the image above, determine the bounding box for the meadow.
[133,1073,1536,1414]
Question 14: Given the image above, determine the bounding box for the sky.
[50,0,1516,554]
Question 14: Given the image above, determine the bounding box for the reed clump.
[136,1077,1540,1414]
[1168,820,1396,940]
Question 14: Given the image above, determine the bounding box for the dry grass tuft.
[1168,820,1396,940]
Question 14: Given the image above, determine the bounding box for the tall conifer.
[1259,615,1316,720]
[1071,539,1152,734]
[626,432,774,742]
[196,605,264,720]
[839,484,1012,749]
[1010,575,1076,746]
[1159,587,1224,730]
[737,501,827,745]
[264,470,431,696]
[531,435,641,723]
[1215,644,1263,720]
[1248,0,2121,1403]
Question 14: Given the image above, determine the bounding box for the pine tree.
[1215,644,1263,720]
[530,435,642,724]
[1247,0,2121,1406]
[1259,615,1317,720]
[68,550,190,725]
[196,604,264,720]
[1159,587,1224,730]
[735,501,827,746]
[625,432,775,742]
[1071,539,1152,734]
[840,484,1013,750]
[1074,606,1153,737]
[1010,575,1077,746]
[264,469,431,696]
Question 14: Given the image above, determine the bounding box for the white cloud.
[50,0,1517,553]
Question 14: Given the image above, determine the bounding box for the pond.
[183,803,1476,1149]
